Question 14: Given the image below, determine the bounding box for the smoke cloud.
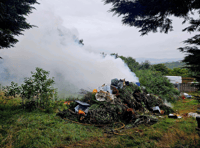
[0,0,139,98]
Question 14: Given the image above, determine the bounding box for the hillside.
[161,61,186,69]
[135,58,183,64]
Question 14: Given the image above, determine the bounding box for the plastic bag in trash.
[95,90,116,104]
[117,81,124,89]
[152,106,161,113]
[97,84,112,94]
[111,78,125,89]
[183,93,192,98]
[111,78,119,86]
[119,79,126,86]
[95,90,107,101]
[188,112,200,118]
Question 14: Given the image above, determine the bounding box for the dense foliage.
[163,61,185,69]
[103,0,199,35]
[3,67,58,111]
[110,54,180,101]
[152,64,169,75]
[179,25,200,90]
[135,69,179,101]
[167,68,191,77]
[0,0,39,50]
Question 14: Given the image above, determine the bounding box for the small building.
[165,76,198,92]
[165,76,182,84]
[165,76,182,91]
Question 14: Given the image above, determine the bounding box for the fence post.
[178,83,180,92]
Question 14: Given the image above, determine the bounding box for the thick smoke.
[0,1,139,98]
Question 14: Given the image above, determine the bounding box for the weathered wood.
[179,83,198,92]
[182,77,195,83]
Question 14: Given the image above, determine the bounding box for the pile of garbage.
[57,78,174,127]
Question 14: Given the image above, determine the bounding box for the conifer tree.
[0,0,39,50]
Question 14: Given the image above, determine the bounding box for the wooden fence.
[179,83,198,92]
[182,77,195,83]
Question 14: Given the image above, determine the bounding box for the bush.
[3,67,58,110]
[135,69,179,102]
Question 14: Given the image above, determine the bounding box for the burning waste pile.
[56,78,174,127]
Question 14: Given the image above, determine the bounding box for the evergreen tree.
[103,0,199,35]
[0,0,39,51]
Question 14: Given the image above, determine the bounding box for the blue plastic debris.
[183,93,192,98]
[136,82,140,86]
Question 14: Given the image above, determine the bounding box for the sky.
[43,0,197,61]
[0,0,198,98]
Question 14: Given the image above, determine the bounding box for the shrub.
[135,69,179,102]
[3,67,58,110]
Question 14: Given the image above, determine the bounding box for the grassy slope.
[0,91,200,148]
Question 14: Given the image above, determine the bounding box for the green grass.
[65,98,200,148]
[0,93,103,148]
[1,91,200,148]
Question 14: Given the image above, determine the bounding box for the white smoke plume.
[0,0,139,98]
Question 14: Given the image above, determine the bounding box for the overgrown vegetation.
[111,53,181,102]
[162,61,185,69]
[135,69,180,102]
[2,67,58,112]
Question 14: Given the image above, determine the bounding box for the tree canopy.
[0,0,39,50]
[103,0,200,35]
[152,64,168,75]
[104,0,200,90]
